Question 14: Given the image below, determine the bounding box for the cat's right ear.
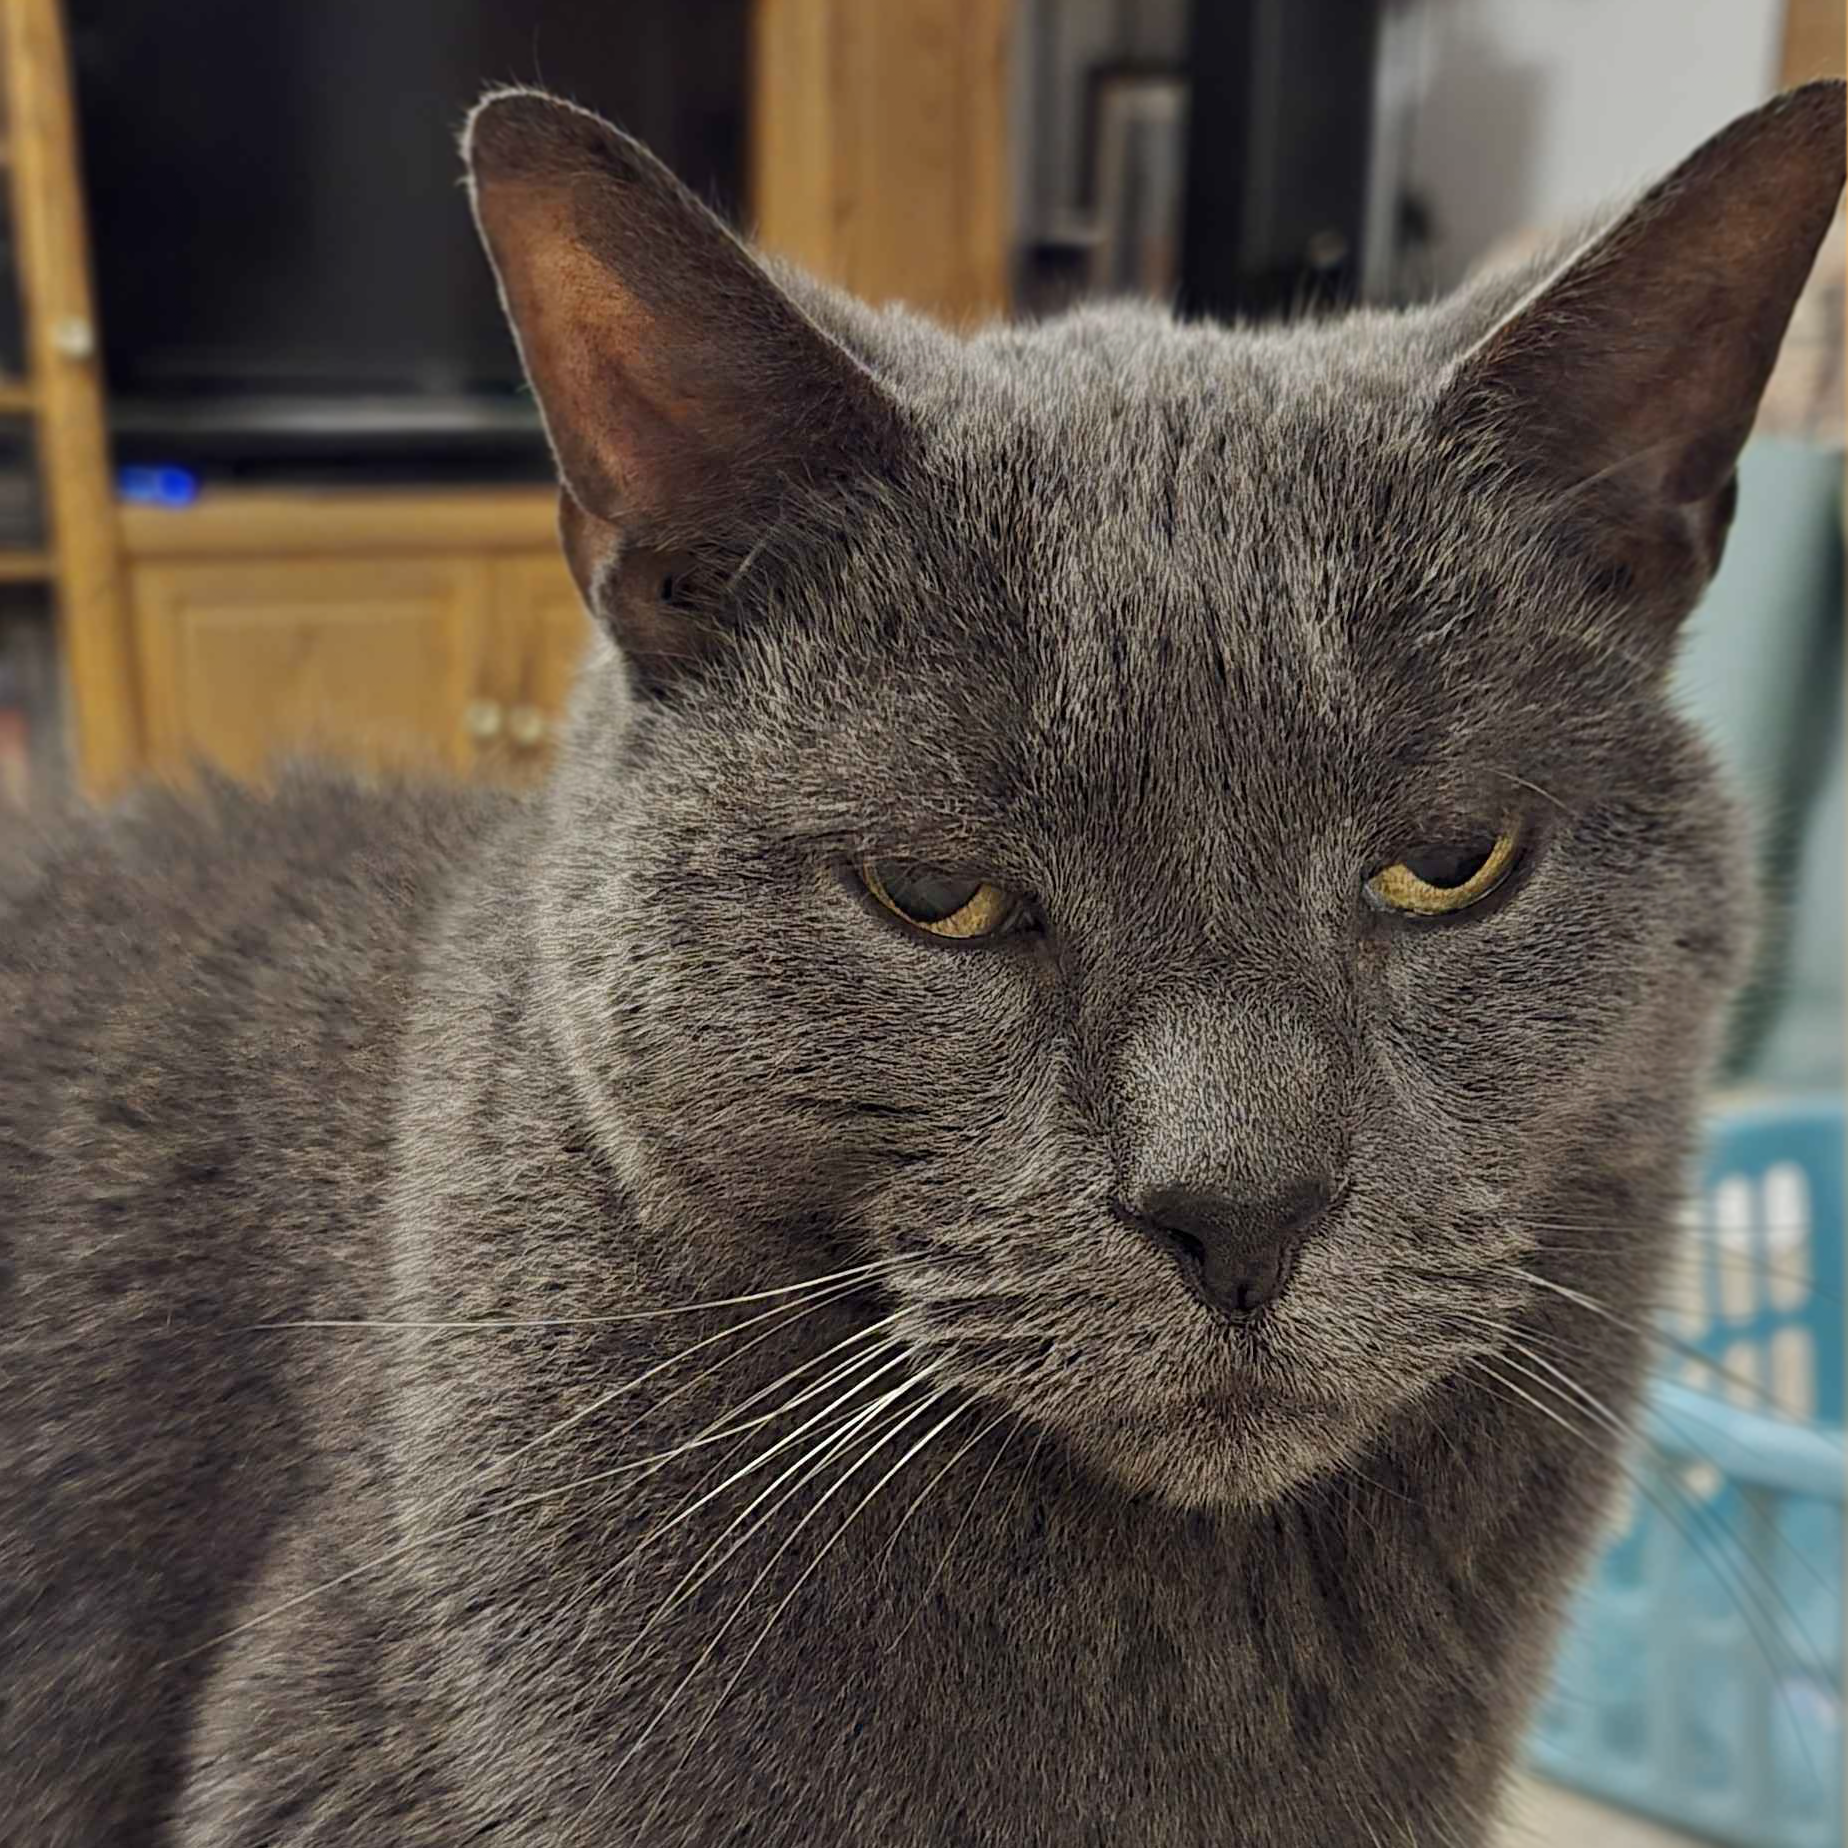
[463,88,907,694]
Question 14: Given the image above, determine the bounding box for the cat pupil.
[1403,838,1493,888]
[877,862,980,922]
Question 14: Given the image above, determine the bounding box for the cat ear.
[1438,80,1845,608]
[463,87,906,693]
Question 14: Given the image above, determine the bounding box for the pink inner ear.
[468,89,912,690]
[482,186,697,533]
[469,97,905,567]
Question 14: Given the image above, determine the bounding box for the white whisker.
[247,1256,901,1331]
[578,1337,914,1625]
[570,1314,909,1529]
[567,1374,939,1838]
[1465,1345,1835,1763]
[165,1276,889,1667]
[484,1276,874,1482]
[1495,1263,1802,1413]
[621,1386,965,1842]
[883,1407,1019,1653]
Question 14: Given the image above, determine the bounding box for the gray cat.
[2,78,1842,1848]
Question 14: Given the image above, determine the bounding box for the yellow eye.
[1367,825,1522,917]
[861,860,1019,940]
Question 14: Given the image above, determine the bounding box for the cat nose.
[1112,1179,1340,1321]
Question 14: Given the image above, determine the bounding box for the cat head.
[466,84,1844,1509]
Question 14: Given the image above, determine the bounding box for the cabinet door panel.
[133,558,491,782]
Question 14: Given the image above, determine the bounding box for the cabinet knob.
[51,315,95,360]
[507,704,548,749]
[463,698,503,742]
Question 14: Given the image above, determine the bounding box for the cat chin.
[1043,1389,1377,1514]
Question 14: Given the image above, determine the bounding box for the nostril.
[1159,1224,1208,1271]
[1113,1178,1342,1323]
[1160,1219,1204,1264]
[1108,1197,1223,1296]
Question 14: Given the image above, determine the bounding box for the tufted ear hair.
[1437,80,1845,616]
[464,87,908,696]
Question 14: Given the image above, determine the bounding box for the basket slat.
[1530,1095,1844,1848]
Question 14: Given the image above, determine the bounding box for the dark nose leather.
[1114,1179,1338,1321]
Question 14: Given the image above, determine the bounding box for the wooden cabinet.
[470,555,601,782]
[134,557,494,781]
[116,488,590,787]
[751,0,1012,322]
[66,1,1017,796]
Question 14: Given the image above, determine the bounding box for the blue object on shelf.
[1530,1095,1845,1848]
[116,465,200,508]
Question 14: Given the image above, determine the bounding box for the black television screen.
[68,1,748,469]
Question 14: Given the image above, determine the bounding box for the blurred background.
[0,3,1838,1844]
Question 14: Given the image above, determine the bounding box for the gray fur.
[3,83,1842,1847]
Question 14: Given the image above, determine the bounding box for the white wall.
[1378,0,1786,293]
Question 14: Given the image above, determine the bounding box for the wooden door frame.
[750,0,1013,324]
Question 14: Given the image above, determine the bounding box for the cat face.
[468,85,1842,1507]
[534,333,1739,1507]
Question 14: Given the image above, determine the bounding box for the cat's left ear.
[463,88,908,695]
[1439,80,1845,611]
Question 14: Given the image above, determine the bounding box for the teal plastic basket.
[1531,1096,1845,1846]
